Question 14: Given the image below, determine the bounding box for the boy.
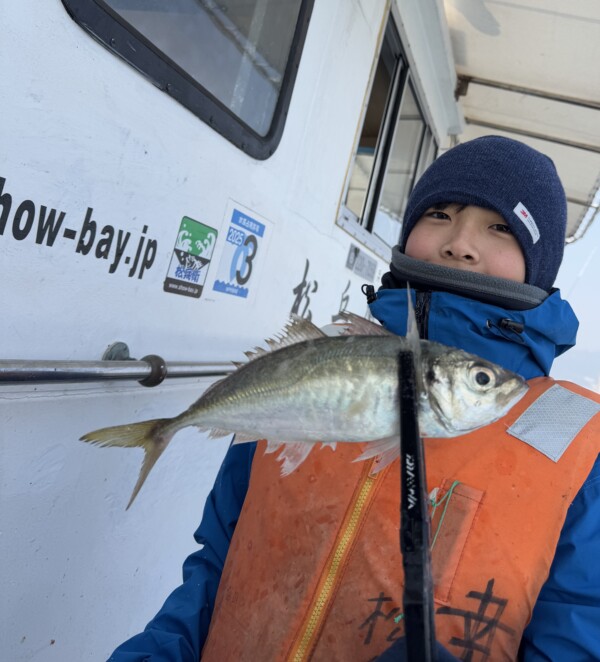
[109,136,600,661]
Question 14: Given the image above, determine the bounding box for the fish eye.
[470,365,495,389]
[476,371,490,385]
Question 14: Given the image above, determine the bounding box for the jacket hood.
[368,287,578,379]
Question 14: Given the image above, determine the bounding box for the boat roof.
[443,0,600,241]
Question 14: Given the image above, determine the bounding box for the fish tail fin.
[80,418,174,509]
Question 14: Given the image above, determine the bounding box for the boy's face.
[404,204,526,283]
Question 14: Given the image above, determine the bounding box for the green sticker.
[163,216,218,298]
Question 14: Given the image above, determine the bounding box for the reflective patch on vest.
[508,384,600,461]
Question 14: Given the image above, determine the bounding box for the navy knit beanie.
[399,136,567,292]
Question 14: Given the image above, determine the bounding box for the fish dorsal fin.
[243,346,270,362]
[322,312,393,337]
[242,315,326,362]
[405,285,423,391]
[280,314,326,343]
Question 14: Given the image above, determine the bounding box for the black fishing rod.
[398,349,437,661]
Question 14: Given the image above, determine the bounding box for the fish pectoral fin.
[353,436,400,473]
[273,442,315,476]
[80,418,174,509]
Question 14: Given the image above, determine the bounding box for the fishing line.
[430,480,462,550]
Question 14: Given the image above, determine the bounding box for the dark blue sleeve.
[107,442,256,662]
[520,454,600,661]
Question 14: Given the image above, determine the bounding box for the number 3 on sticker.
[229,233,258,285]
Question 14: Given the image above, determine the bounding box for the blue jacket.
[109,288,600,661]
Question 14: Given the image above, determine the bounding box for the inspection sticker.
[163,216,218,298]
[212,205,270,299]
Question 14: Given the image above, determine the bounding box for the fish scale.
[194,337,403,442]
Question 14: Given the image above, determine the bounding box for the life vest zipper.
[287,461,381,661]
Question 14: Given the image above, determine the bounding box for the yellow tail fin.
[80,418,173,509]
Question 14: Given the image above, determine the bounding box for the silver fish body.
[81,315,527,507]
[175,335,523,443]
[179,335,404,443]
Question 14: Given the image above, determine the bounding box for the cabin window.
[61,0,314,159]
[338,17,437,257]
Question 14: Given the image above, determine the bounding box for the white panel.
[445,0,600,102]
[461,85,600,149]
[393,0,464,141]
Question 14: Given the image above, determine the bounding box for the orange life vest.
[201,378,600,661]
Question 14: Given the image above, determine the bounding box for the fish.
[80,304,527,508]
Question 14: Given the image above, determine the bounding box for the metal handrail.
[0,358,236,386]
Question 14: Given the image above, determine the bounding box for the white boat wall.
[1,1,598,659]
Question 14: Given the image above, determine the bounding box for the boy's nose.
[440,226,479,264]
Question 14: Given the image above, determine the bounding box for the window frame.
[337,16,438,259]
[61,0,315,160]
